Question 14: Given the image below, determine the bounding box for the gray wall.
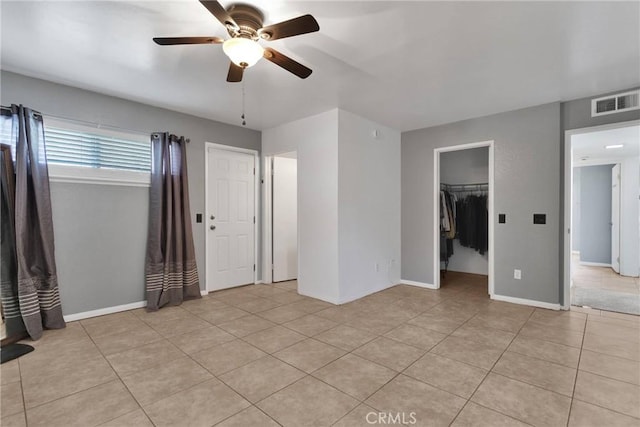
[403,103,561,304]
[579,165,614,264]
[1,71,261,315]
[440,147,489,185]
[440,147,489,275]
[561,88,640,131]
[50,183,148,312]
[572,167,581,251]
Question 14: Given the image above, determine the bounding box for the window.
[0,115,152,186]
[45,127,150,172]
[44,118,151,187]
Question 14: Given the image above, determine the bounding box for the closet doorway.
[433,141,495,295]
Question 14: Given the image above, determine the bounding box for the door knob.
[210,215,215,220]
[210,225,216,230]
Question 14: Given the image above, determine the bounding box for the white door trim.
[204,142,260,292]
[563,119,640,309]
[433,140,495,296]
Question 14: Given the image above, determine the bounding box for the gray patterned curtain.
[1,105,65,340]
[145,132,200,310]
[1,144,26,340]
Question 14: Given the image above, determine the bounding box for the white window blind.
[45,125,151,172]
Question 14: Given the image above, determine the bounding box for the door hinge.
[253,264,256,272]
[253,167,255,175]
[253,216,256,224]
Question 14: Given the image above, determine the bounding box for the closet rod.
[441,182,488,191]
[0,105,190,143]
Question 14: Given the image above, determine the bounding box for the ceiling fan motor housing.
[226,4,264,40]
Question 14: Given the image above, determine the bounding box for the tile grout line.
[16,357,28,426]
[569,397,640,421]
[566,310,588,427]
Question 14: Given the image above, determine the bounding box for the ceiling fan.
[153,0,319,82]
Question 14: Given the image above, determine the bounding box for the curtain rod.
[0,105,190,143]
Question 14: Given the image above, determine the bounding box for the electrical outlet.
[514,269,521,280]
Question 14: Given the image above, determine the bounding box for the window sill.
[48,164,150,187]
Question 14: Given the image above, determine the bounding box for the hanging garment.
[445,191,456,239]
[440,191,450,232]
[455,193,488,255]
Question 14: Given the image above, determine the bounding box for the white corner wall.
[261,108,401,304]
[337,110,401,303]
[262,109,340,302]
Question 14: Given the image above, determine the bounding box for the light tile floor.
[571,253,640,313]
[2,273,639,426]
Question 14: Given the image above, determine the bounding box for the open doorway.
[272,153,298,282]
[434,141,495,296]
[565,121,640,314]
[262,152,298,286]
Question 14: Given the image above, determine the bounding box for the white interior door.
[272,156,297,282]
[611,163,620,273]
[207,147,255,291]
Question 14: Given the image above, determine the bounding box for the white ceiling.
[572,124,640,163]
[1,1,639,132]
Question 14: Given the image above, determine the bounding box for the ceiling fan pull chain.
[241,79,246,126]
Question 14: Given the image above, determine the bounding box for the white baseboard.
[491,294,561,311]
[580,261,611,268]
[64,300,147,322]
[255,280,264,285]
[65,288,213,322]
[400,279,438,290]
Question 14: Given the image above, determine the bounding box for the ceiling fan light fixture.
[223,38,264,68]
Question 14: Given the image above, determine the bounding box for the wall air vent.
[591,90,640,117]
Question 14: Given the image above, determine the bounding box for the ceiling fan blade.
[153,37,224,46]
[199,0,238,30]
[227,62,244,82]
[258,14,319,41]
[263,48,312,79]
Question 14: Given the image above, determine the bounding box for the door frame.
[204,142,260,293]
[562,119,639,309]
[262,156,273,284]
[433,140,495,296]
